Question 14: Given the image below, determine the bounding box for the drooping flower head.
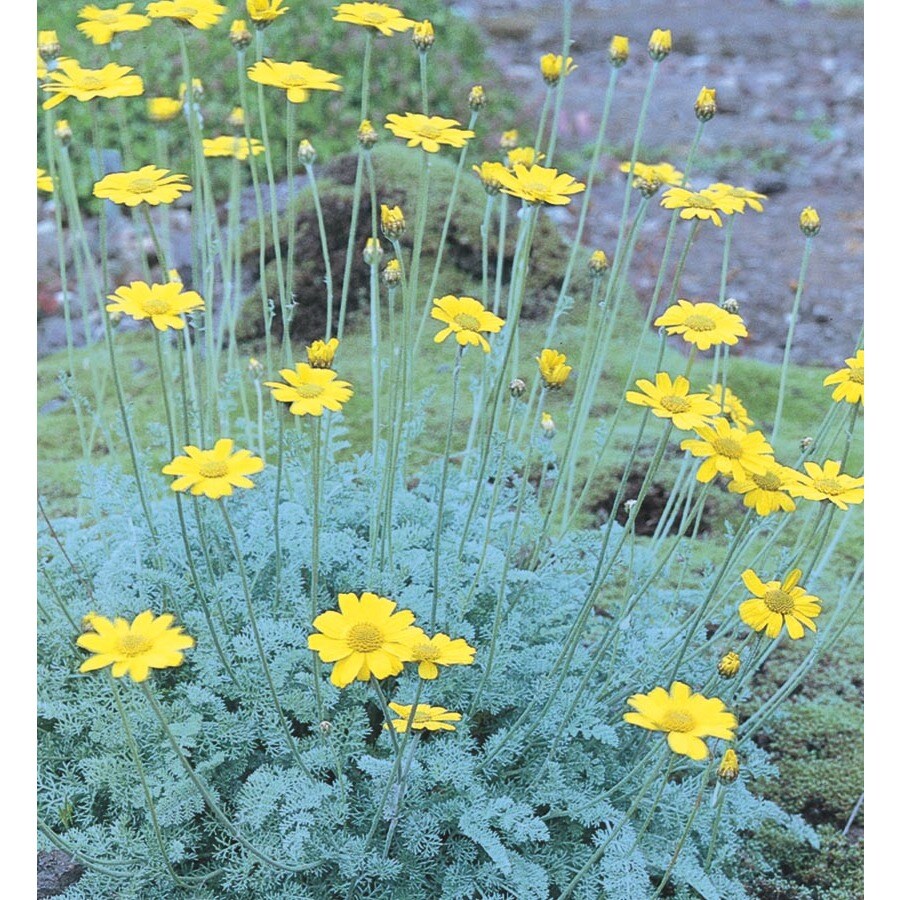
[680,418,774,483]
[264,363,354,415]
[540,53,576,86]
[306,338,339,369]
[401,628,476,680]
[791,460,864,510]
[707,383,754,429]
[332,2,415,36]
[728,460,802,515]
[41,59,144,110]
[387,703,462,733]
[624,681,736,760]
[655,299,747,351]
[202,135,265,160]
[625,372,720,431]
[37,168,54,193]
[146,0,225,29]
[247,59,343,104]
[660,187,744,227]
[77,4,152,44]
[163,439,265,499]
[492,162,585,206]
[93,165,191,207]
[739,568,822,640]
[76,611,195,682]
[106,280,204,330]
[385,113,475,153]
[431,295,504,353]
[707,183,767,214]
[146,96,183,123]
[823,349,864,405]
[246,0,289,28]
[536,348,572,389]
[308,592,418,688]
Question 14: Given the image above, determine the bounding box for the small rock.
[37,850,83,898]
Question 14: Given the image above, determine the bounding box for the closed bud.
[382,258,402,287]
[468,84,486,111]
[648,28,672,61]
[412,19,435,52]
[380,204,406,239]
[297,139,317,166]
[38,30,60,62]
[540,411,556,438]
[229,19,253,49]
[167,268,183,284]
[536,348,572,389]
[227,106,245,130]
[540,53,576,86]
[588,250,610,278]
[717,748,740,784]
[509,377,526,398]
[722,297,739,314]
[799,206,821,237]
[609,35,630,67]
[800,435,814,451]
[624,499,638,515]
[55,119,72,145]
[319,720,332,734]
[695,86,717,122]
[248,357,263,378]
[306,338,339,369]
[357,119,378,149]
[179,78,204,101]
[717,651,741,679]
[363,237,383,265]
[500,129,519,150]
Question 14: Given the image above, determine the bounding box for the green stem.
[307,164,335,338]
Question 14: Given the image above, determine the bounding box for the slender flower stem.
[544,0,572,165]
[273,411,285,609]
[492,193,509,316]
[306,163,336,338]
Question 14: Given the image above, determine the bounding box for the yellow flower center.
[79,75,106,89]
[750,470,782,491]
[711,437,743,459]
[198,460,229,478]
[688,195,717,209]
[763,589,795,615]
[176,5,197,16]
[453,313,482,332]
[293,383,325,399]
[362,10,388,23]
[411,708,431,723]
[412,642,440,662]
[661,710,696,733]
[848,368,864,384]
[281,73,311,87]
[418,124,442,140]
[141,296,172,315]
[812,477,845,496]
[119,633,152,656]
[128,178,160,193]
[660,395,691,413]
[99,11,120,24]
[346,622,384,653]
[684,314,716,332]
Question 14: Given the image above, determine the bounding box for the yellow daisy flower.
[264,363,354,415]
[707,383,754,429]
[332,2,415,36]
[246,0,289,27]
[146,0,225,29]
[739,568,822,640]
[387,702,462,733]
[77,4,151,45]
[823,349,864,405]
[791,460,864,510]
[619,160,684,187]
[247,59,343,104]
[680,418,774,483]
[37,168,54,193]
[727,461,802,515]
[163,439,265,499]
[105,280,205,330]
[624,681,737,760]
[93,165,191,207]
[306,337,339,369]
[706,182,767,214]
[492,162,585,206]
[654,299,748,351]
[76,611,194,683]
[506,146,545,168]
[625,372,720,431]
[660,186,744,227]
[385,113,475,153]
[308,592,418,688]
[472,161,507,194]
[41,59,144,110]
[431,295,504,353]
[202,135,266,160]
[536,348,572,389]
[402,628,476,680]
[146,96,183,123]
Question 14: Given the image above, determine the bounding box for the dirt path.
[450,0,863,367]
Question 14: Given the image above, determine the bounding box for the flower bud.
[540,411,556,438]
[800,435,814,452]
[229,19,253,49]
[227,106,245,130]
[81,611,99,633]
[363,237,383,265]
[588,250,610,278]
[382,258,402,287]
[38,30,60,62]
[717,651,741,679]
[297,139,317,167]
[473,162,505,196]
[540,53,576,86]
[357,119,378,149]
[717,748,740,784]
[694,86,717,122]
[412,19,435,52]
[247,0,287,29]
[536,348,572,389]
[167,268,183,284]
[319,720,332,734]
[623,499,638,515]
[55,119,72,146]
[509,377,526,398]
[648,28,672,61]
[609,35,630,67]
[634,171,661,198]
[380,204,406,239]
[248,357,263,379]
[722,297,739,314]
[468,84,486,111]
[799,206,821,237]
[306,338,339,369]
[500,129,519,151]
[179,78,204,101]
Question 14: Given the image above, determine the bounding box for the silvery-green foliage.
[38,427,824,898]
